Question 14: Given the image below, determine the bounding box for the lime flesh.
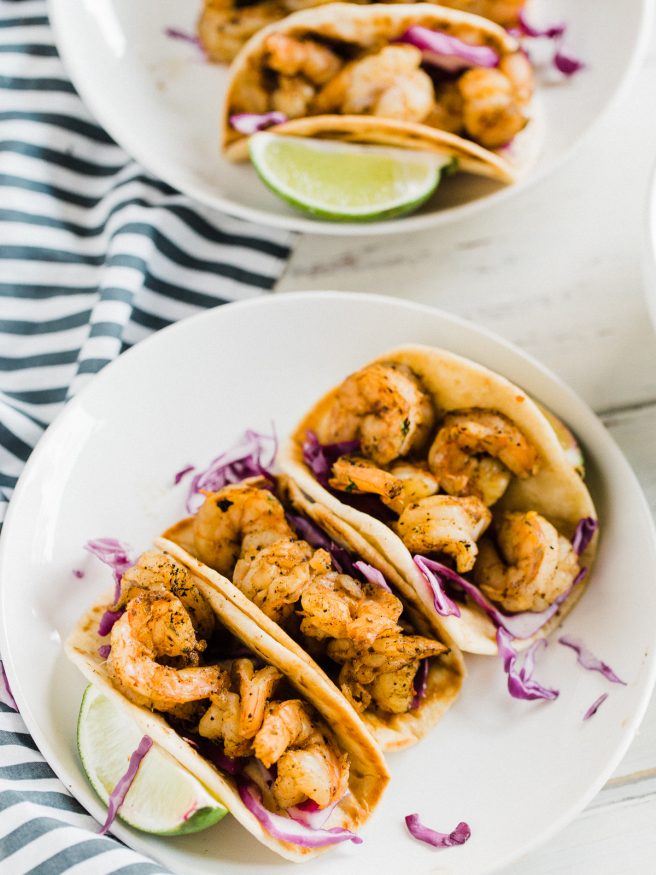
[77,685,227,835]
[249,133,452,221]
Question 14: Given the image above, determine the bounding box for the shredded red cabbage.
[99,735,153,835]
[414,555,580,639]
[572,517,598,556]
[583,692,609,721]
[72,569,85,579]
[353,561,392,593]
[288,792,349,830]
[97,609,124,637]
[413,556,461,618]
[286,512,357,576]
[518,10,566,39]
[497,629,559,701]
[174,464,195,485]
[558,636,626,685]
[405,813,471,848]
[238,782,362,847]
[411,659,429,710]
[186,428,277,513]
[182,733,246,776]
[85,538,133,603]
[399,26,498,71]
[302,430,360,487]
[517,11,584,77]
[98,645,111,659]
[164,27,203,50]
[230,112,288,135]
[0,661,17,711]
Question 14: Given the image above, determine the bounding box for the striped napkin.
[0,0,292,870]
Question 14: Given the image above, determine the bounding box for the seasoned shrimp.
[109,592,225,712]
[425,80,465,134]
[458,66,529,149]
[395,494,492,573]
[253,699,316,767]
[328,633,447,714]
[273,739,350,809]
[474,511,580,612]
[300,572,402,645]
[199,0,283,63]
[436,0,525,27]
[271,75,316,119]
[264,33,342,85]
[329,455,403,504]
[117,551,215,641]
[199,659,282,756]
[428,410,539,505]
[315,361,436,466]
[314,45,435,123]
[193,483,295,575]
[233,539,322,624]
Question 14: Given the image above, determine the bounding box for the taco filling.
[278,349,597,656]
[170,482,453,724]
[70,549,382,852]
[224,4,533,153]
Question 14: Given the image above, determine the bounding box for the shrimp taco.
[66,548,390,861]
[223,3,539,178]
[158,476,465,752]
[276,345,598,657]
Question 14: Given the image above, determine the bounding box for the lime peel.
[249,133,453,221]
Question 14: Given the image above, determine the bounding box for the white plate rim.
[47,0,654,237]
[1,290,656,874]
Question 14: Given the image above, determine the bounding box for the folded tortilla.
[222,2,535,178]
[277,344,598,656]
[159,485,465,752]
[66,555,389,861]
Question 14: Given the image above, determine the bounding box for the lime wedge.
[77,685,227,835]
[249,133,452,221]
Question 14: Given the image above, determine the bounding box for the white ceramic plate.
[643,160,656,330]
[1,292,655,875]
[49,0,651,235]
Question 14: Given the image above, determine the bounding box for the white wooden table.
[276,21,656,875]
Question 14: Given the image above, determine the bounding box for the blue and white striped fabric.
[0,0,293,870]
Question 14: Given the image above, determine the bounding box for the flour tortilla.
[159,514,465,752]
[223,3,538,177]
[66,560,389,861]
[278,344,598,656]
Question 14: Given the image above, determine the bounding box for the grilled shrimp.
[315,362,435,466]
[271,75,316,119]
[474,511,580,612]
[395,494,492,573]
[233,539,323,625]
[109,592,225,712]
[273,739,350,809]
[253,699,317,767]
[300,572,402,645]
[436,0,525,27]
[314,45,435,123]
[328,633,447,714]
[428,410,539,505]
[264,33,342,85]
[458,63,530,149]
[198,659,282,757]
[193,483,295,575]
[329,455,404,504]
[117,551,215,640]
[198,0,283,63]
